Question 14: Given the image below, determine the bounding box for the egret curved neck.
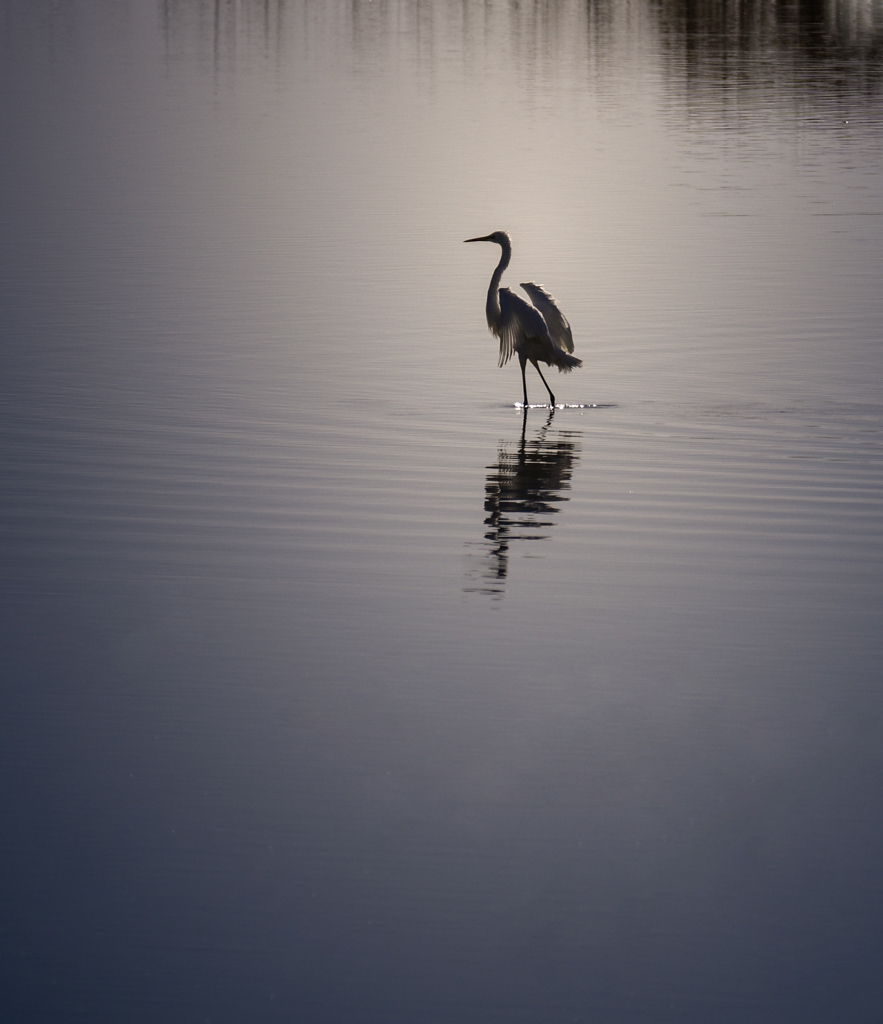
[486,240,511,329]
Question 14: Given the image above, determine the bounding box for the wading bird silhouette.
[464,231,582,407]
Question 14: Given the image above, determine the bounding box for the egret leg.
[534,362,556,407]
[518,353,529,407]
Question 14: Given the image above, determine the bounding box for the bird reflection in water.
[465,409,581,598]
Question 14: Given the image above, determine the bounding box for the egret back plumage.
[464,230,581,406]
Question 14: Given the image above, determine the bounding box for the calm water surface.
[2,2,883,1021]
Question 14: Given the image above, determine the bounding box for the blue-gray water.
[2,2,883,1021]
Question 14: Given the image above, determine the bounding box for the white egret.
[464,231,582,407]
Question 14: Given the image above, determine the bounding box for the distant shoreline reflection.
[464,409,581,598]
[159,0,883,114]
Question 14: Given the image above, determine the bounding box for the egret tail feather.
[551,351,582,373]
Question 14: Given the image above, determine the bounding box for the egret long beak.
[464,234,495,243]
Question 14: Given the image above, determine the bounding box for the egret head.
[464,230,511,248]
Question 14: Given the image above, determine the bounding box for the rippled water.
[2,2,883,1022]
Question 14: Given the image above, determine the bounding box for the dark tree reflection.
[652,0,882,56]
[650,0,883,112]
[465,410,581,598]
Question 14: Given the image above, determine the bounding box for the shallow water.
[2,2,883,1022]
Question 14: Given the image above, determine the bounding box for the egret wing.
[519,282,574,354]
[497,287,553,367]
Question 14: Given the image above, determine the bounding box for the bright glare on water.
[2,2,883,1022]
